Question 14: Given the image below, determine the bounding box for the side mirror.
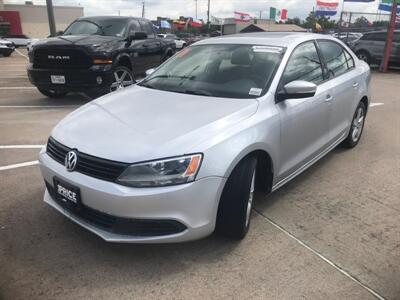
[277,80,317,102]
[145,68,155,77]
[56,30,64,36]
[129,31,147,42]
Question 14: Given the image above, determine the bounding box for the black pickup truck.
[27,16,176,98]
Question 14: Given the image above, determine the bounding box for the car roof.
[195,32,335,48]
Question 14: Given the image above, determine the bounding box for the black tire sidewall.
[356,51,371,65]
[216,156,257,239]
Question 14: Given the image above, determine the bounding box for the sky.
[5,0,386,21]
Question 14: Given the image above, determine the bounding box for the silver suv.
[350,30,400,65]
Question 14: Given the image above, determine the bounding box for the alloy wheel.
[351,106,365,142]
[245,169,256,227]
[110,69,135,92]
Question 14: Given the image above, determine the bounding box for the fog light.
[96,76,102,85]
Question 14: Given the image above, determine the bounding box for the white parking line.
[369,102,384,107]
[0,160,39,171]
[15,48,29,60]
[254,209,386,300]
[0,105,77,109]
[0,145,44,149]
[0,87,36,90]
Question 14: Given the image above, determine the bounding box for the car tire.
[2,51,12,57]
[342,101,366,148]
[216,155,257,239]
[356,50,371,65]
[37,88,68,98]
[110,66,135,92]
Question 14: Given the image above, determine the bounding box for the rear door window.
[317,40,350,77]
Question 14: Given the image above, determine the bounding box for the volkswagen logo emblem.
[65,151,78,172]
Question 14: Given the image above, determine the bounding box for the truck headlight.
[117,154,202,187]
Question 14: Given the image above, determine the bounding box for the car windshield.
[63,19,127,37]
[139,44,284,99]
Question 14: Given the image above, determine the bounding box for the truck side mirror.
[129,31,147,42]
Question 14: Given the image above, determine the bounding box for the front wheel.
[216,156,257,239]
[342,101,366,148]
[110,66,135,92]
[37,88,68,98]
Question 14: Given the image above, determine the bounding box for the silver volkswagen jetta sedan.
[39,32,370,243]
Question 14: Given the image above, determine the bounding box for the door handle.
[352,82,359,88]
[325,94,333,102]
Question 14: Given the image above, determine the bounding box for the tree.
[302,11,337,31]
[286,17,301,26]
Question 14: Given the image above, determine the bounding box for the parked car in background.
[349,30,400,65]
[39,32,370,243]
[333,32,363,44]
[27,16,176,98]
[2,34,32,47]
[157,33,186,49]
[0,38,15,56]
[176,32,202,45]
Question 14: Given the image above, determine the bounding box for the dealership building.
[0,0,83,38]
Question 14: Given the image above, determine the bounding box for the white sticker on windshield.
[252,46,283,53]
[249,88,262,96]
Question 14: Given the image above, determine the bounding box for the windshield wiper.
[181,89,212,96]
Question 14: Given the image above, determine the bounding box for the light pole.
[207,0,210,31]
[142,1,145,18]
[194,0,198,19]
[46,0,56,36]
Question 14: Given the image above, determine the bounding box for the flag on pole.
[315,0,339,16]
[378,0,400,13]
[234,11,252,23]
[270,7,288,22]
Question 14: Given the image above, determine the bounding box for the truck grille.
[46,137,129,182]
[45,181,187,237]
[33,48,92,69]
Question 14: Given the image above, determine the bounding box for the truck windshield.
[139,44,284,99]
[63,20,127,37]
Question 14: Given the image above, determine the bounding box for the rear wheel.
[342,101,366,148]
[356,50,371,65]
[37,88,68,98]
[216,156,257,239]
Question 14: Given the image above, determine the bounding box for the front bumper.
[27,63,113,93]
[39,151,226,243]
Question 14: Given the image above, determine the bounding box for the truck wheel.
[356,51,371,65]
[37,88,68,98]
[110,66,135,92]
[216,155,257,239]
[2,51,12,57]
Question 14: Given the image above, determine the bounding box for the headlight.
[117,154,202,187]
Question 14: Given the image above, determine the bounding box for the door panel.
[317,40,358,142]
[276,41,331,181]
[277,82,332,180]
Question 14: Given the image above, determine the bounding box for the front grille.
[46,137,129,182]
[45,181,187,237]
[33,48,92,69]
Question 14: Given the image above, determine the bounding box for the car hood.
[33,35,121,51]
[52,86,258,163]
